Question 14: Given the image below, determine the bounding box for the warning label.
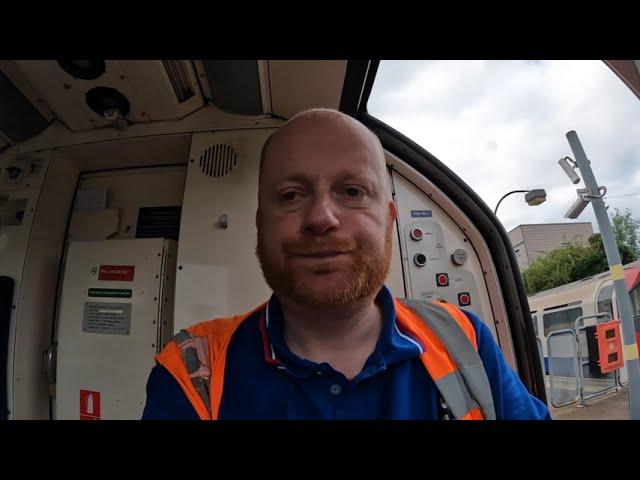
[80,390,101,420]
[83,302,131,335]
[98,265,135,282]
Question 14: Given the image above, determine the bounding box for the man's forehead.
[265,145,380,181]
[259,110,387,188]
[274,116,372,149]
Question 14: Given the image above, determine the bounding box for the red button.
[436,273,449,287]
[458,292,471,306]
[410,228,424,241]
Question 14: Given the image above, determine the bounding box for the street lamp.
[494,188,547,215]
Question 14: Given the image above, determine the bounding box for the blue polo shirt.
[142,286,550,420]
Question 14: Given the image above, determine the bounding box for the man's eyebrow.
[335,171,373,181]
[334,171,378,188]
[275,175,312,186]
[272,171,378,188]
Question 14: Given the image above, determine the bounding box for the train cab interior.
[1,59,638,419]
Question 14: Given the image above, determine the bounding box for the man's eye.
[282,191,299,201]
[345,187,362,198]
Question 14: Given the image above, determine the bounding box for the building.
[508,222,594,270]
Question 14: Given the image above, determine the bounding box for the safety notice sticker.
[98,265,135,281]
[83,302,132,335]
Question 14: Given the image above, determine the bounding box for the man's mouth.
[298,251,347,258]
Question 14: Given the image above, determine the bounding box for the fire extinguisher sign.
[80,390,101,420]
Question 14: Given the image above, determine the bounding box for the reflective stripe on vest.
[156,304,265,420]
[396,299,496,420]
[157,299,495,420]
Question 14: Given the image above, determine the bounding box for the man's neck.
[278,294,384,380]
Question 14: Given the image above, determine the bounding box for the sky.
[368,60,640,234]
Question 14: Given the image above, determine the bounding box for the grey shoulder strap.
[172,329,212,414]
[399,299,496,420]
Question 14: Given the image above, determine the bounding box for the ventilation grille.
[198,144,238,178]
[162,60,195,103]
[136,206,182,240]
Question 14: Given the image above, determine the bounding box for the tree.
[571,233,636,280]
[522,242,592,295]
[522,210,639,295]
[611,208,640,259]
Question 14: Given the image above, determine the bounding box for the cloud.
[369,60,640,232]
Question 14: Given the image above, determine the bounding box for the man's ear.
[388,201,397,222]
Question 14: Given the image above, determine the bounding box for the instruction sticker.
[83,302,131,335]
[88,288,132,298]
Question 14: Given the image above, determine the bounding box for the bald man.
[142,109,550,420]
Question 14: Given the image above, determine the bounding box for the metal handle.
[43,342,57,384]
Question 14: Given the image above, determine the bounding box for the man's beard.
[256,221,393,307]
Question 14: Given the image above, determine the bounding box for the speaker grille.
[198,144,238,178]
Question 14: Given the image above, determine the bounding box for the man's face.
[256,115,396,306]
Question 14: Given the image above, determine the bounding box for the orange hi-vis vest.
[156,298,496,420]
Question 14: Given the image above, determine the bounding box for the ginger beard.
[256,218,394,306]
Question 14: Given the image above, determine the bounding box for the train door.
[609,283,638,385]
[530,312,545,375]
[352,62,545,400]
[51,165,185,419]
[630,284,640,359]
[596,283,615,321]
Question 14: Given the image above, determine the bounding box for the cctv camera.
[558,157,581,184]
[564,189,590,219]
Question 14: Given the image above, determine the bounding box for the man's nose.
[302,193,340,235]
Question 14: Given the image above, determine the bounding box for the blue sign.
[411,210,432,218]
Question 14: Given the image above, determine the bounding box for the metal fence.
[546,314,622,408]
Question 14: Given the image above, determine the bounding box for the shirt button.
[329,384,342,395]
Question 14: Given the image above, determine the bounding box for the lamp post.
[494,189,547,215]
[560,130,640,420]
